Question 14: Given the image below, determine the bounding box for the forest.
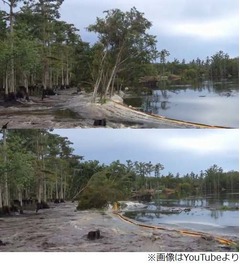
[0,0,238,103]
[0,129,238,214]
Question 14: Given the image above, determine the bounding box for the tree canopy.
[0,1,238,102]
[0,130,238,211]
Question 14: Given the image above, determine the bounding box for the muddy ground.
[0,88,200,129]
[0,202,237,252]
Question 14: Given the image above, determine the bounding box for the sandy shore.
[0,89,204,129]
[0,202,237,252]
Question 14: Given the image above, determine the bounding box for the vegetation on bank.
[0,129,238,213]
[0,1,238,103]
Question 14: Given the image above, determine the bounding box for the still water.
[124,195,239,237]
[124,81,239,128]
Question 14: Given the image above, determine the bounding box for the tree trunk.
[55,178,59,199]
[9,1,15,94]
[3,128,9,207]
[104,46,123,98]
[110,71,117,97]
[49,183,53,201]
[61,62,64,86]
[92,70,103,102]
[43,178,47,202]
[49,67,53,89]
[60,166,63,200]
[0,185,3,210]
[63,175,67,200]
[18,188,23,214]
[91,51,108,102]
[5,72,9,96]
[23,72,29,94]
[37,178,42,203]
[66,57,69,86]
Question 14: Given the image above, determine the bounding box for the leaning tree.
[87,7,157,102]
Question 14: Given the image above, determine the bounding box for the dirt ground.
[0,202,237,252]
[0,88,201,129]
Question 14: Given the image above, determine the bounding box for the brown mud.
[0,202,237,252]
[0,88,206,129]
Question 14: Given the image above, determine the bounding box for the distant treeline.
[0,1,238,103]
[0,129,238,211]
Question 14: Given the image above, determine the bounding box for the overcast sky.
[58,0,239,61]
[0,0,238,61]
[53,129,239,176]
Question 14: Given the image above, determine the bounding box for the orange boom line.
[113,211,237,247]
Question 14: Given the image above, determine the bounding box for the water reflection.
[124,195,239,236]
[124,81,239,127]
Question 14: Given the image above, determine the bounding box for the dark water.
[124,81,239,127]
[124,195,239,237]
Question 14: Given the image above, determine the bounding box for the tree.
[23,0,64,90]
[1,0,24,99]
[158,49,170,76]
[87,7,157,102]
[204,164,223,194]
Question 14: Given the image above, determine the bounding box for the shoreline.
[0,202,238,252]
[0,88,226,129]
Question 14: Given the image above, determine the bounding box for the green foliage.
[87,7,157,100]
[0,130,238,209]
[0,1,238,96]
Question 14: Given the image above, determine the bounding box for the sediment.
[0,88,215,129]
[0,202,237,252]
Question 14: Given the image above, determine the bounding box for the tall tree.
[158,49,170,76]
[1,0,23,99]
[87,7,157,102]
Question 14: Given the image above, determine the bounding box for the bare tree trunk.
[50,183,53,200]
[92,51,108,102]
[36,132,43,203]
[43,64,48,90]
[18,188,23,214]
[55,178,59,199]
[92,75,101,102]
[3,128,9,207]
[66,57,69,86]
[5,72,9,96]
[60,166,63,200]
[56,73,59,87]
[43,178,47,202]
[104,47,123,98]
[0,185,3,209]
[63,175,67,200]
[23,72,29,94]
[37,178,42,203]
[9,1,15,94]
[49,68,53,89]
[110,71,117,97]
[104,64,117,98]
[61,61,64,86]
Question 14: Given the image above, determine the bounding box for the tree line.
[0,129,238,213]
[0,1,238,103]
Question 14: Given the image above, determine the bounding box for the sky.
[53,129,239,176]
[58,0,239,62]
[0,0,238,61]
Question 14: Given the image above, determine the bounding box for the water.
[124,81,239,128]
[124,195,239,237]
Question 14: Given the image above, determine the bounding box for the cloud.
[53,129,239,175]
[164,130,238,155]
[2,0,238,61]
[60,0,239,61]
[168,17,238,40]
